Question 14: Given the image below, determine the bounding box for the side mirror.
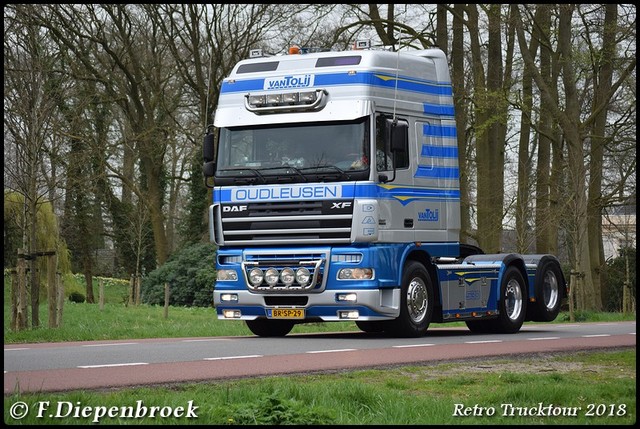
[203,132,215,163]
[388,119,408,153]
[203,161,216,178]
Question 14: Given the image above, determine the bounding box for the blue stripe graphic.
[415,166,460,180]
[221,72,453,98]
[421,145,458,158]
[423,123,457,138]
[423,103,455,116]
[215,183,459,206]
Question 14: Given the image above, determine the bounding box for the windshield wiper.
[218,168,267,184]
[256,165,308,182]
[300,165,351,181]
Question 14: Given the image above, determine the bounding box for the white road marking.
[78,362,148,368]
[393,344,435,348]
[182,338,231,342]
[82,342,137,347]
[528,337,560,341]
[306,349,357,353]
[204,355,263,360]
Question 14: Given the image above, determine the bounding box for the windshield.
[215,117,370,185]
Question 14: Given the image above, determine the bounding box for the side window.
[375,114,409,170]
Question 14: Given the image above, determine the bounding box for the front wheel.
[246,319,295,337]
[385,261,434,337]
[355,320,388,333]
[494,266,527,334]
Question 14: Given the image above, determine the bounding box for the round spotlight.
[280,268,295,286]
[295,267,311,286]
[248,268,264,286]
[265,267,279,286]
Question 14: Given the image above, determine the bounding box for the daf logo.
[223,205,247,212]
[331,202,352,209]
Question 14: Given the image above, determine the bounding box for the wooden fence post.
[47,253,58,328]
[164,282,170,319]
[135,276,141,305]
[56,272,64,327]
[99,278,105,311]
[16,248,28,330]
[10,269,17,331]
[129,274,135,306]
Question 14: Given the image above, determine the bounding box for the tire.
[531,260,563,322]
[465,319,496,334]
[355,320,388,333]
[385,261,434,337]
[246,319,295,337]
[494,266,527,334]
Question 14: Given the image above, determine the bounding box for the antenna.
[204,37,214,131]
[392,28,402,123]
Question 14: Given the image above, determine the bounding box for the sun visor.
[214,99,373,128]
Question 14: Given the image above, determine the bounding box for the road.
[4,321,636,394]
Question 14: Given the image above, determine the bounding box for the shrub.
[141,242,216,307]
[605,247,636,312]
[68,291,86,303]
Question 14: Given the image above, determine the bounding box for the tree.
[4,5,64,326]
[514,4,636,310]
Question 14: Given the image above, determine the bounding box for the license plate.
[267,308,305,319]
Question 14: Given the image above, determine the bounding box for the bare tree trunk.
[514,4,538,253]
[557,6,599,310]
[588,4,617,310]
[11,269,18,331]
[533,5,559,256]
[29,203,39,328]
[451,4,471,245]
[84,272,95,304]
[436,4,448,54]
[466,5,494,251]
[468,4,507,252]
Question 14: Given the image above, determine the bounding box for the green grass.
[3,350,636,424]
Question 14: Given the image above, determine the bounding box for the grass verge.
[3,349,635,424]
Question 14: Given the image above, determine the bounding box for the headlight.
[248,268,264,286]
[265,268,279,286]
[217,270,238,281]
[295,267,311,286]
[280,268,295,286]
[338,268,374,280]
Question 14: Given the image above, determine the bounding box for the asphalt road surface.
[4,321,636,394]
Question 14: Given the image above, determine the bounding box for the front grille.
[217,200,353,245]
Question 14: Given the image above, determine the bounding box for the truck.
[202,41,567,337]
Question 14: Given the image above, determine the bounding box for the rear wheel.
[531,261,563,321]
[465,319,496,334]
[246,319,295,337]
[385,261,434,337]
[494,266,527,333]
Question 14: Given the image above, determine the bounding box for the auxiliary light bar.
[244,89,327,114]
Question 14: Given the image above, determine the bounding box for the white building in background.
[602,203,636,261]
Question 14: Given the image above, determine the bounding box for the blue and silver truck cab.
[202,42,567,337]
